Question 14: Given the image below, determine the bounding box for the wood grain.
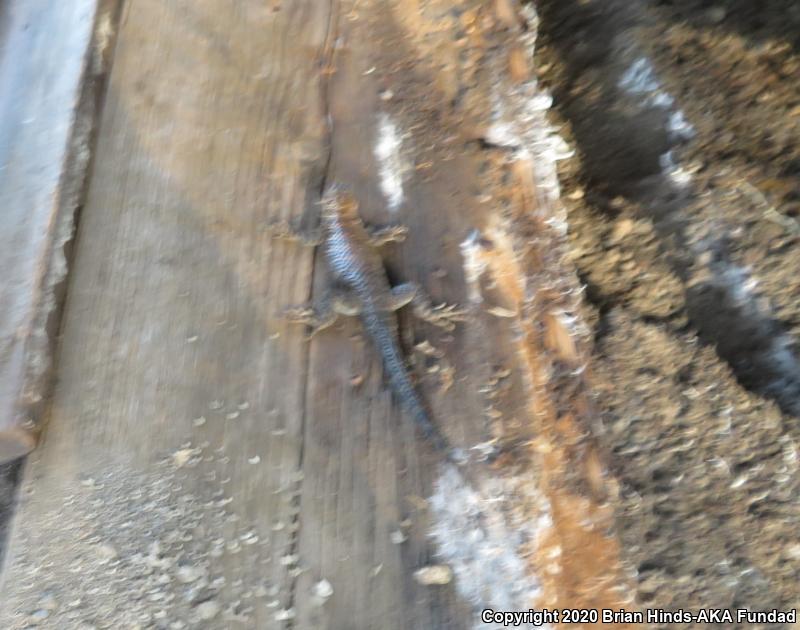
[1,0,476,626]
[1,0,329,625]
[2,0,638,627]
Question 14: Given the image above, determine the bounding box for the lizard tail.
[372,325,465,464]
[399,382,465,465]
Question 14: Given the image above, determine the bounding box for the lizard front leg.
[388,282,467,332]
[366,224,408,247]
[264,219,323,247]
[284,289,361,339]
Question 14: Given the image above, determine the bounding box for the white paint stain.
[374,113,407,212]
[618,57,662,96]
[460,230,489,304]
[487,91,573,205]
[660,151,693,188]
[485,121,519,149]
[475,4,570,206]
[618,56,696,144]
[692,259,800,412]
[719,265,759,306]
[429,466,553,629]
[668,110,695,141]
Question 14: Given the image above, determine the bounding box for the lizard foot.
[264,220,322,246]
[367,224,409,246]
[283,305,338,339]
[413,300,468,332]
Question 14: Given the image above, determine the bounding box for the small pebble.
[413,565,453,585]
[275,608,296,621]
[350,374,365,386]
[280,554,298,566]
[172,449,194,468]
[312,579,334,600]
[38,593,58,610]
[30,609,50,621]
[611,218,635,241]
[96,543,118,562]
[195,600,220,621]
[176,564,204,584]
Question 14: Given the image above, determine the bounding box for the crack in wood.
[284,1,341,626]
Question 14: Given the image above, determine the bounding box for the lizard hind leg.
[264,218,322,247]
[387,282,418,311]
[331,289,362,317]
[283,304,338,339]
[284,289,361,339]
[388,283,467,331]
[410,290,468,332]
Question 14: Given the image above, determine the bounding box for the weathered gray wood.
[2,0,477,626]
[293,2,639,626]
[0,0,329,625]
[293,3,487,627]
[1,0,639,627]
[0,0,112,461]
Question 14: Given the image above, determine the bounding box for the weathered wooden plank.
[0,0,114,461]
[2,0,641,628]
[296,0,640,626]
[1,0,329,626]
[292,3,488,627]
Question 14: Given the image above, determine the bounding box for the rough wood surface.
[0,0,113,461]
[1,0,639,628]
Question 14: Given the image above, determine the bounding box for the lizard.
[268,187,468,465]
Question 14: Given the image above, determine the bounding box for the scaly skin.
[272,188,466,464]
[320,191,458,459]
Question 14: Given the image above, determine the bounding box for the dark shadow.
[0,458,23,568]
[535,0,800,418]
[652,0,800,54]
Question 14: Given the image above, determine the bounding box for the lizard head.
[321,186,360,221]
